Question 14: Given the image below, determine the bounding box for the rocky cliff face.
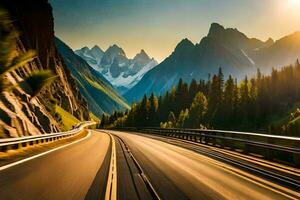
[0,0,89,137]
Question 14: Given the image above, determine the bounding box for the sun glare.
[287,0,300,8]
[280,0,300,17]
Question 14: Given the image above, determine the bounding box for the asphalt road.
[1,129,299,200]
[109,130,300,200]
[0,131,111,200]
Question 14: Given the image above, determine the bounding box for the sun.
[282,0,300,14]
[287,0,300,8]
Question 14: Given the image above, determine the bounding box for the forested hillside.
[101,60,300,136]
[125,23,300,103]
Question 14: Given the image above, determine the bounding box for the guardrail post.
[218,134,224,148]
[203,134,207,144]
[225,133,233,150]
[211,133,216,146]
[196,135,200,143]
[192,134,196,142]
[192,135,196,142]
[207,134,212,145]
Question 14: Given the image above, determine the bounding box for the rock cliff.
[0,0,89,137]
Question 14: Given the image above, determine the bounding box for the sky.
[50,0,300,62]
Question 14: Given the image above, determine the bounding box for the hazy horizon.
[50,0,300,62]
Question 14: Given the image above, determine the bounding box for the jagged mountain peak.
[202,23,266,51]
[134,49,150,61]
[91,45,104,52]
[265,37,274,44]
[80,46,90,51]
[139,49,147,56]
[207,23,247,40]
[90,45,104,58]
[105,44,126,57]
[175,38,194,51]
[108,44,122,50]
[125,24,300,103]
[76,43,158,93]
[208,23,225,36]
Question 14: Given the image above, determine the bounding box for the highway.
[0,131,111,200]
[0,129,299,200]
[109,130,300,200]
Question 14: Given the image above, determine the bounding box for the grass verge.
[55,105,81,131]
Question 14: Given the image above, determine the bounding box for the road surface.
[108,130,300,200]
[0,129,299,200]
[0,131,111,200]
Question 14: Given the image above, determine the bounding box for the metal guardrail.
[121,127,300,167]
[0,121,96,152]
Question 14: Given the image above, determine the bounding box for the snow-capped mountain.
[75,44,158,93]
[75,45,104,72]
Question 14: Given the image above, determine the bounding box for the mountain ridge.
[125,23,300,103]
[55,37,130,116]
[75,43,158,93]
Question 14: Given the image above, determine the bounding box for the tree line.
[99,60,300,136]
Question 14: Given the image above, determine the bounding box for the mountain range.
[55,38,130,116]
[75,45,158,94]
[124,23,300,103]
[2,0,300,138]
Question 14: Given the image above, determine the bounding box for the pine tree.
[218,67,224,100]
[187,92,208,128]
[138,95,150,127]
[223,75,235,127]
[149,93,158,126]
[189,79,198,105]
[175,78,189,114]
[240,76,250,127]
[207,74,220,123]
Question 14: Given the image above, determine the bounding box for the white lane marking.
[0,131,92,171]
[105,134,117,200]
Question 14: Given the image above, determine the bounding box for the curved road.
[0,131,110,200]
[109,130,300,200]
[0,129,299,200]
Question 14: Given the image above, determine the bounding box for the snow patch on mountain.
[241,49,255,65]
[104,59,157,89]
[75,45,158,93]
